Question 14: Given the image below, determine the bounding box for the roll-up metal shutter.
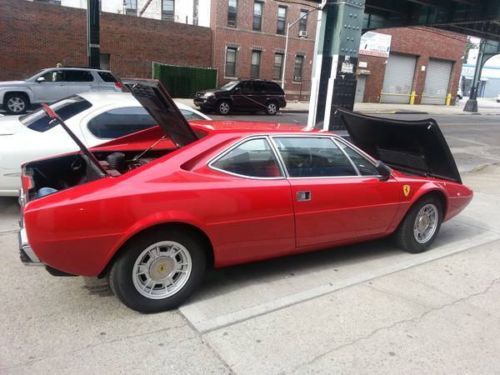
[381,54,416,104]
[421,59,453,104]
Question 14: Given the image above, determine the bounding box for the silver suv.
[0,67,121,114]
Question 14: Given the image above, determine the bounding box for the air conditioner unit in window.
[298,30,308,38]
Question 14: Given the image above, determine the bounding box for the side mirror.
[375,161,391,181]
[36,76,45,83]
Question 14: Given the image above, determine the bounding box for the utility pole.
[87,0,100,68]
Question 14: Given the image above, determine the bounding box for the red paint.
[22,125,473,276]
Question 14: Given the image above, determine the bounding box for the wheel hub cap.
[149,256,175,281]
[7,97,25,112]
[413,203,438,244]
[132,241,192,300]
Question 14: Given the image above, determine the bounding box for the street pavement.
[1,111,500,374]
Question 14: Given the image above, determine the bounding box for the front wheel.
[395,196,443,253]
[109,229,206,313]
[217,100,231,115]
[4,93,29,114]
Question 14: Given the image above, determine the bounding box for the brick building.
[0,0,212,81]
[210,0,317,101]
[357,27,466,105]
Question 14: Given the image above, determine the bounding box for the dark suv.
[194,80,286,115]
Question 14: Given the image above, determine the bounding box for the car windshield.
[220,81,239,91]
[20,96,92,132]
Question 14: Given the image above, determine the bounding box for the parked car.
[194,79,287,115]
[0,91,210,196]
[0,67,122,114]
[19,80,472,313]
[496,94,500,103]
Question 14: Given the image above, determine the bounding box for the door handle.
[296,191,311,201]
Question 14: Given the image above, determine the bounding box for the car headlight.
[203,93,214,98]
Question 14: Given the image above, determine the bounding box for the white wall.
[35,0,211,24]
[61,0,127,14]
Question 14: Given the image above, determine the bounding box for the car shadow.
[193,238,398,301]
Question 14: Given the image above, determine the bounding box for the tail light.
[115,81,124,90]
[21,173,34,191]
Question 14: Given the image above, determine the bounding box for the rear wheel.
[265,101,279,115]
[217,100,231,115]
[395,195,443,253]
[4,93,29,114]
[109,229,206,313]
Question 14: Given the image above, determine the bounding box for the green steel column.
[307,0,365,130]
[464,39,500,113]
[87,0,100,69]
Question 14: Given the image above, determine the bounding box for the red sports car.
[18,80,472,313]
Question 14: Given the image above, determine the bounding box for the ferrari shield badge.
[403,185,411,197]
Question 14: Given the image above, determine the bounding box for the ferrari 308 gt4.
[18,80,472,313]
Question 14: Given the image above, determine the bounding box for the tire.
[4,93,29,114]
[265,101,279,115]
[109,228,207,313]
[395,195,443,254]
[217,100,231,115]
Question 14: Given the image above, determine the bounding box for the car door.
[230,81,254,111]
[30,69,66,102]
[203,136,295,265]
[272,135,403,249]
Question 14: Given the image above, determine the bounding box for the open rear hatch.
[21,79,200,201]
[336,108,462,183]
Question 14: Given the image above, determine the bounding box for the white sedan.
[0,92,210,196]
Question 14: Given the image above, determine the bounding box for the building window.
[162,0,175,21]
[124,0,137,16]
[298,10,308,34]
[193,0,199,25]
[225,47,238,77]
[273,53,284,81]
[228,0,238,27]
[277,6,287,35]
[293,55,304,82]
[253,1,263,31]
[251,50,262,79]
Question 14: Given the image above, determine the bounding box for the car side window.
[40,70,63,82]
[334,139,379,176]
[253,81,267,93]
[211,138,283,178]
[87,107,157,139]
[238,81,253,94]
[273,137,357,177]
[64,70,94,82]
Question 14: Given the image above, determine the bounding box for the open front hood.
[123,79,199,148]
[336,108,461,183]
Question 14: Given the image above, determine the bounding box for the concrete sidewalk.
[177,97,500,116]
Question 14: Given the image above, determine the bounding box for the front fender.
[0,87,33,103]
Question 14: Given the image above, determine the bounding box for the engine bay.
[25,148,172,200]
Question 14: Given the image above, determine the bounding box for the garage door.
[381,54,416,104]
[421,59,453,104]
